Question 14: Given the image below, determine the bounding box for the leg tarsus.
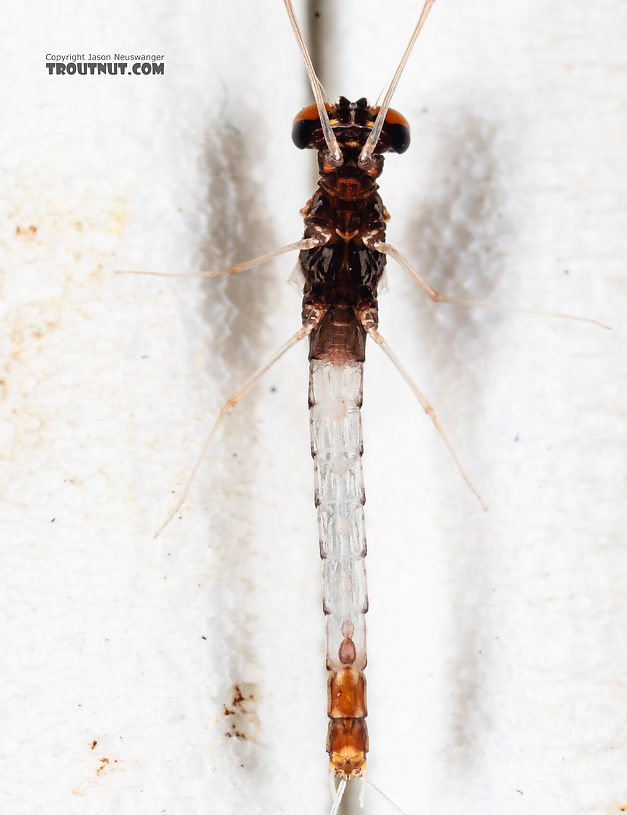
[116,237,324,279]
[367,326,488,513]
[153,323,316,539]
[372,240,611,330]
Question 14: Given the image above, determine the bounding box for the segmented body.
[294,96,410,779]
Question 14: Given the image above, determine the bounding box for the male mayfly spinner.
[119,0,607,809]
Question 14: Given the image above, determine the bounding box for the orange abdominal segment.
[327,668,368,777]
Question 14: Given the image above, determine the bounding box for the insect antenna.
[359,0,436,170]
[282,0,343,167]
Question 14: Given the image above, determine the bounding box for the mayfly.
[118,0,608,809]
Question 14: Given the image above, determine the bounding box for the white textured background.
[1,1,625,814]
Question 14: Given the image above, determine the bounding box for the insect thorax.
[293,97,409,364]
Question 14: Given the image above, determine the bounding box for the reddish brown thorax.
[294,97,409,369]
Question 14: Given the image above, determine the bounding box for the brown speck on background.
[95,756,119,777]
[222,682,260,743]
[91,740,97,749]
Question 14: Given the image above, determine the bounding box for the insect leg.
[154,323,316,539]
[368,239,610,330]
[116,237,322,279]
[366,325,488,512]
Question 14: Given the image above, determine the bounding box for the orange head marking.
[292,97,410,156]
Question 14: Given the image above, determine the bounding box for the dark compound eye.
[383,108,411,154]
[387,123,410,153]
[292,118,318,149]
[292,103,322,149]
